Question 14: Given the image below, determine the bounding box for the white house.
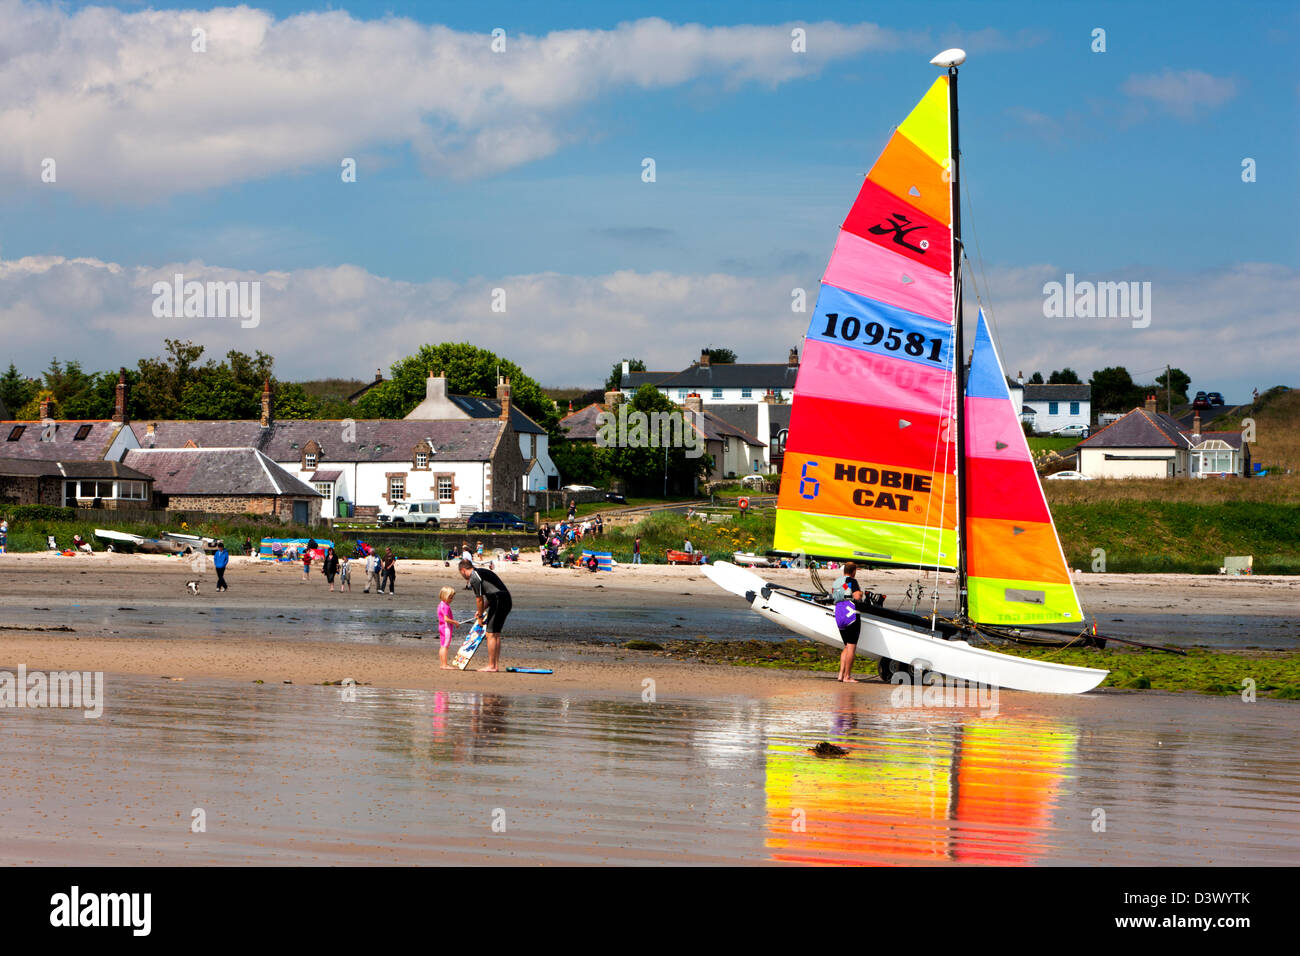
[620,348,800,406]
[1075,398,1250,479]
[406,372,558,492]
[1020,383,1091,434]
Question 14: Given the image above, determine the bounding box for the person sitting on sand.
[72,533,93,554]
[831,561,864,683]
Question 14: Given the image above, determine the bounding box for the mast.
[934,48,969,620]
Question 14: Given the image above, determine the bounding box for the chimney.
[375,368,383,383]
[1192,411,1202,440]
[761,389,777,405]
[699,349,711,368]
[683,392,703,414]
[260,378,272,428]
[567,400,574,414]
[39,397,52,421]
[621,360,630,379]
[788,347,799,367]
[426,368,448,405]
[497,376,512,421]
[145,422,157,446]
[112,368,128,423]
[604,389,623,407]
[1016,370,1024,386]
[1144,393,1157,414]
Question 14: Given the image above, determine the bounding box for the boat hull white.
[704,562,1107,695]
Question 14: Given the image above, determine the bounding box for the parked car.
[740,474,768,488]
[1046,470,1093,481]
[1207,392,1225,405]
[1052,424,1090,437]
[377,500,441,527]
[1192,391,1211,409]
[563,484,597,492]
[466,511,532,531]
[604,492,627,504]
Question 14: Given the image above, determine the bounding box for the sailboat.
[704,50,1108,694]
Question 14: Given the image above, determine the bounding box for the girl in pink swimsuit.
[437,586,458,669]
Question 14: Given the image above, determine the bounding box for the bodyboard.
[454,623,488,670]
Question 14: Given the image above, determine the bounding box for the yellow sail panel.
[965,576,1082,625]
[896,76,950,166]
[774,510,956,569]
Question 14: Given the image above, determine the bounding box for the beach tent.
[260,538,334,562]
[580,550,614,571]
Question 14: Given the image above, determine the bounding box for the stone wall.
[488,428,527,514]
[0,476,57,507]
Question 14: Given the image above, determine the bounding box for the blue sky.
[1,0,1296,396]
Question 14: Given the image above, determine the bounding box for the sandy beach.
[1,551,1298,692]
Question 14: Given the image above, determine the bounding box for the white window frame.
[711,387,723,400]
[416,451,428,468]
[305,453,318,469]
[741,387,752,399]
[389,477,406,501]
[437,477,454,502]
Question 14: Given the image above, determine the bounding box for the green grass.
[595,509,775,563]
[1027,436,1081,455]
[536,497,680,520]
[1055,500,1300,574]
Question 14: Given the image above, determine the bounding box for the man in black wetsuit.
[459,559,512,672]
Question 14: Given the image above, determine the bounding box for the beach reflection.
[764,693,1077,865]
[1,675,1296,865]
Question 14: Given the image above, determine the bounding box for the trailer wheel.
[877,657,908,682]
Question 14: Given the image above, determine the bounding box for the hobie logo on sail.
[866,212,932,254]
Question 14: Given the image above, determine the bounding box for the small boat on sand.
[94,529,188,554]
[666,549,704,565]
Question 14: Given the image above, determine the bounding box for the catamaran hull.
[704,562,1107,695]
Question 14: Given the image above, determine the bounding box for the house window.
[6,426,24,441]
[388,477,405,501]
[74,424,92,441]
[741,387,752,399]
[416,452,428,468]
[1070,402,1080,415]
[305,453,318,470]
[437,477,454,502]
[678,389,688,399]
[77,480,115,499]
[1048,402,1059,415]
[117,480,148,500]
[712,388,723,400]
[314,482,334,499]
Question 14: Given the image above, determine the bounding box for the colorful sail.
[963,310,1083,624]
[776,76,958,568]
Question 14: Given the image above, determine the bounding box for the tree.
[606,358,646,392]
[1028,371,1044,385]
[0,364,38,416]
[356,343,559,431]
[705,348,737,364]
[1089,366,1144,413]
[1154,367,1191,407]
[1047,368,1081,385]
[272,383,320,420]
[16,389,60,420]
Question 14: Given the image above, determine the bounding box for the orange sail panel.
[774,76,956,568]
[963,310,1083,624]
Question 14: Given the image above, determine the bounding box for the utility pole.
[1166,364,1171,415]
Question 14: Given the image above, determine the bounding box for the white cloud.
[0,255,1295,400]
[0,2,940,198]
[1121,68,1240,119]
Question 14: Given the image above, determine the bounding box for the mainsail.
[775,77,958,568]
[963,310,1083,624]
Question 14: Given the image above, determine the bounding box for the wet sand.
[1,674,1296,865]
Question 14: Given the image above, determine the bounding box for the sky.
[1,0,1296,399]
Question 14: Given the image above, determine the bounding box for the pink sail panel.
[823,230,953,322]
[797,339,955,419]
[965,396,1033,463]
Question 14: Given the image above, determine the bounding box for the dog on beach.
[186,580,201,596]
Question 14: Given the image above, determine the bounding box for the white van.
[377,500,441,527]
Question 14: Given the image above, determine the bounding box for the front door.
[292,500,308,525]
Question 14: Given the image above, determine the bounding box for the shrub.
[2,504,76,522]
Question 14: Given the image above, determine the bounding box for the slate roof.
[1023,383,1091,402]
[623,363,799,392]
[0,458,145,479]
[0,420,126,462]
[558,403,764,447]
[1077,409,1192,449]
[129,419,505,464]
[310,470,342,482]
[445,395,545,435]
[123,448,320,497]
